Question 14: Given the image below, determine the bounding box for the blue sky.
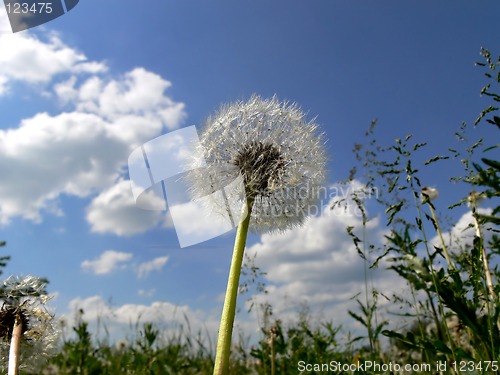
[0,1,499,343]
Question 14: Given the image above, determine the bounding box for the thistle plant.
[0,275,58,375]
[190,95,326,374]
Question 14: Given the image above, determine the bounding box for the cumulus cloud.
[55,68,185,133]
[135,256,169,279]
[86,179,169,236]
[80,249,170,280]
[81,250,133,275]
[66,295,219,342]
[0,25,106,95]
[0,21,186,228]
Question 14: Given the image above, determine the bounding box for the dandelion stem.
[213,198,253,375]
[8,312,23,375]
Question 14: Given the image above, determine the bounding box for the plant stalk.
[472,208,495,300]
[8,313,23,375]
[213,199,253,375]
[429,204,455,270]
[269,329,276,375]
[470,196,495,300]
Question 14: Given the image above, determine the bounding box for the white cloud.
[0,111,118,223]
[80,249,171,280]
[0,11,11,34]
[0,22,186,228]
[0,28,105,95]
[135,256,169,279]
[67,295,112,320]
[66,295,219,343]
[55,68,186,133]
[81,250,133,275]
[86,179,168,236]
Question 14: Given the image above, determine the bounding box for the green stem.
[429,204,455,270]
[472,204,495,300]
[213,199,253,375]
[270,331,276,375]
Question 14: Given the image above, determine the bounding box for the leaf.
[373,321,389,337]
[475,105,499,125]
[477,213,500,225]
[481,157,500,169]
[486,115,500,128]
[424,155,450,165]
[413,142,427,151]
[381,330,422,349]
[386,202,403,225]
[370,247,392,269]
[348,311,367,328]
[415,217,422,230]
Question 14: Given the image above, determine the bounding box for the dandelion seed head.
[189,95,327,233]
[0,275,59,372]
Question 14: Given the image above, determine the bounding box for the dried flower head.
[467,190,486,208]
[189,95,327,233]
[420,186,439,202]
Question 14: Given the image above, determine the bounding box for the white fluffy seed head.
[0,275,59,372]
[189,95,327,233]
